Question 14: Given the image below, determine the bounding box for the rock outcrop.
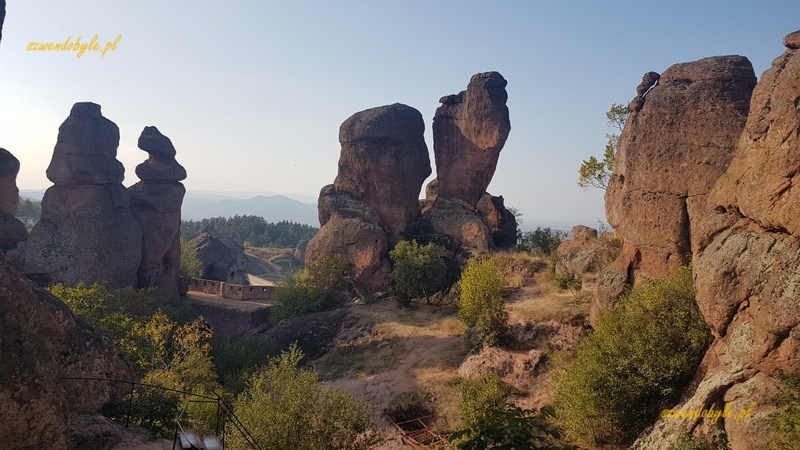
[190,229,248,284]
[0,0,5,43]
[634,33,800,449]
[128,126,187,297]
[306,104,430,291]
[19,103,142,288]
[423,72,511,252]
[0,149,28,251]
[595,56,756,321]
[0,252,134,449]
[476,193,518,249]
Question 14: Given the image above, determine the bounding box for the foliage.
[769,370,800,449]
[459,374,510,429]
[179,238,203,278]
[553,271,581,291]
[458,257,508,346]
[273,255,351,319]
[553,266,711,448]
[210,335,279,393]
[231,344,372,450]
[389,239,449,306]
[50,283,221,436]
[670,432,730,450]
[451,404,569,450]
[578,103,630,190]
[182,216,317,248]
[517,227,566,256]
[15,197,41,219]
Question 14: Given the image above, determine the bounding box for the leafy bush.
[518,227,566,255]
[451,404,567,450]
[179,238,203,279]
[553,266,711,448]
[458,257,508,346]
[459,374,510,429]
[553,271,582,291]
[389,239,449,306]
[274,255,352,318]
[231,344,373,450]
[210,335,279,393]
[670,432,730,450]
[769,370,800,449]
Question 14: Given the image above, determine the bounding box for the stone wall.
[186,277,275,301]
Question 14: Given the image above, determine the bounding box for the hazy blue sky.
[0,2,797,227]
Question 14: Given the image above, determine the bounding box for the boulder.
[19,103,142,288]
[307,104,431,291]
[128,127,186,297]
[597,56,756,318]
[0,148,28,251]
[0,252,133,448]
[633,32,800,449]
[476,193,518,248]
[189,230,248,284]
[433,72,511,206]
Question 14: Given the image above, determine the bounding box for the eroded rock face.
[423,72,511,253]
[0,253,133,449]
[0,149,28,251]
[20,103,142,288]
[595,56,756,321]
[190,229,248,284]
[306,104,430,291]
[128,127,186,297]
[633,33,800,450]
[476,193,518,249]
[433,72,511,206]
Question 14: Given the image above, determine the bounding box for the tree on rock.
[389,240,448,306]
[578,103,629,190]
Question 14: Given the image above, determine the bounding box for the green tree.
[179,238,203,278]
[553,266,710,448]
[517,227,566,255]
[458,257,507,346]
[578,103,630,190]
[231,344,372,450]
[389,239,449,306]
[451,404,567,450]
[273,255,352,318]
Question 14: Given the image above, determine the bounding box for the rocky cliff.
[305,103,431,291]
[19,103,143,289]
[633,32,800,449]
[594,56,756,322]
[0,148,28,251]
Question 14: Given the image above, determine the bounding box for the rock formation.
[594,56,756,322]
[0,0,5,43]
[128,126,187,297]
[423,72,511,252]
[476,193,518,249]
[19,102,142,288]
[633,33,800,449]
[190,229,248,284]
[305,103,431,291]
[0,252,133,448]
[0,149,28,251]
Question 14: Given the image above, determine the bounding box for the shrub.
[389,239,449,306]
[553,271,582,291]
[459,374,509,429]
[553,266,711,448]
[450,404,567,450]
[231,344,372,450]
[670,432,730,450]
[179,239,203,279]
[458,257,508,346]
[769,370,800,449]
[517,227,566,255]
[274,255,352,319]
[210,335,279,393]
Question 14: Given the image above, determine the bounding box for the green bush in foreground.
[459,374,510,429]
[670,431,729,450]
[554,266,710,448]
[274,255,352,318]
[458,257,508,346]
[231,344,372,450]
[389,239,449,306]
[769,370,800,449]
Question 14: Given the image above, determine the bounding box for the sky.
[0,1,798,229]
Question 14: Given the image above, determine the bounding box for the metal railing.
[60,376,261,450]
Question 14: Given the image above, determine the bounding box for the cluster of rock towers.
[2,102,187,297]
[305,72,516,291]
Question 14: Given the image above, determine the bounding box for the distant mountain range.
[20,189,320,226]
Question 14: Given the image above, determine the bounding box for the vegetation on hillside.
[517,227,566,256]
[179,238,203,278]
[553,266,711,448]
[273,254,352,318]
[16,197,41,219]
[389,239,449,306]
[769,370,800,449]
[231,344,373,450]
[458,257,507,346]
[182,216,317,248]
